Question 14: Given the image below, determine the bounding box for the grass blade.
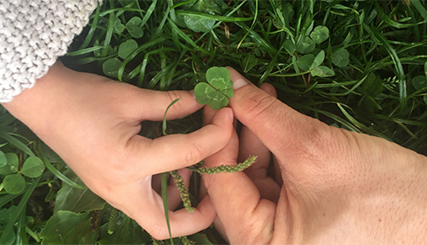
[78,4,101,49]
[38,145,85,190]
[410,0,427,21]
[0,131,34,156]
[175,10,253,22]
[0,194,20,209]
[141,0,157,27]
[163,98,181,136]
[337,103,392,141]
[372,28,407,110]
[161,172,173,244]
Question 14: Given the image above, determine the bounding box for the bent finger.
[238,83,277,179]
[239,125,280,203]
[203,169,275,243]
[202,112,275,243]
[128,107,234,175]
[127,187,216,239]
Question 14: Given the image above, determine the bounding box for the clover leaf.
[0,153,18,175]
[126,17,143,38]
[411,75,427,90]
[102,58,122,77]
[310,26,329,44]
[332,48,350,68]
[113,18,125,34]
[297,36,315,54]
[309,50,335,77]
[177,0,227,33]
[118,39,138,59]
[194,67,234,110]
[20,156,45,178]
[2,174,26,194]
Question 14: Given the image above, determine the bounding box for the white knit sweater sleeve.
[0,0,101,103]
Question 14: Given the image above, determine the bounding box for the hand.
[2,62,234,239]
[202,67,427,244]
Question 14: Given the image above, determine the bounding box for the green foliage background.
[1,0,427,244]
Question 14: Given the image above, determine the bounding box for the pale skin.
[202,67,427,244]
[2,61,235,239]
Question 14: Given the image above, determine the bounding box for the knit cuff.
[0,0,101,103]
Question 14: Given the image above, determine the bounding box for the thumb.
[227,67,329,162]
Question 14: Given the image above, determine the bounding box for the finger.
[238,82,277,175]
[203,105,240,168]
[239,124,281,203]
[260,83,282,189]
[227,66,330,167]
[238,83,280,202]
[238,125,270,179]
[259,82,277,98]
[203,162,275,244]
[202,104,275,244]
[124,88,203,121]
[124,183,216,240]
[127,107,234,175]
[239,119,281,203]
[197,108,214,199]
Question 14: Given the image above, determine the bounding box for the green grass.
[66,0,427,153]
[1,0,427,244]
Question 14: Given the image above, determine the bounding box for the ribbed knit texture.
[0,0,101,103]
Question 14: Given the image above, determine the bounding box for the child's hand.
[202,67,427,244]
[3,62,234,239]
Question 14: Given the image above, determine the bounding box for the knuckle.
[150,229,170,240]
[146,226,170,240]
[242,91,277,120]
[163,90,189,117]
[133,213,172,240]
[183,141,203,164]
[166,90,180,103]
[294,120,335,160]
[165,91,183,107]
[305,123,345,159]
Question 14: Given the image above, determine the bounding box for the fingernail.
[189,90,196,99]
[233,78,249,90]
[228,108,234,122]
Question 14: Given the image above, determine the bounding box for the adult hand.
[202,67,427,244]
[2,62,234,239]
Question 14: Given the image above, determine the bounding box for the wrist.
[1,61,70,135]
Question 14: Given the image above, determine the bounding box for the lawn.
[1,0,427,244]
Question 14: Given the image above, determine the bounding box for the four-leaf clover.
[194,67,234,110]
